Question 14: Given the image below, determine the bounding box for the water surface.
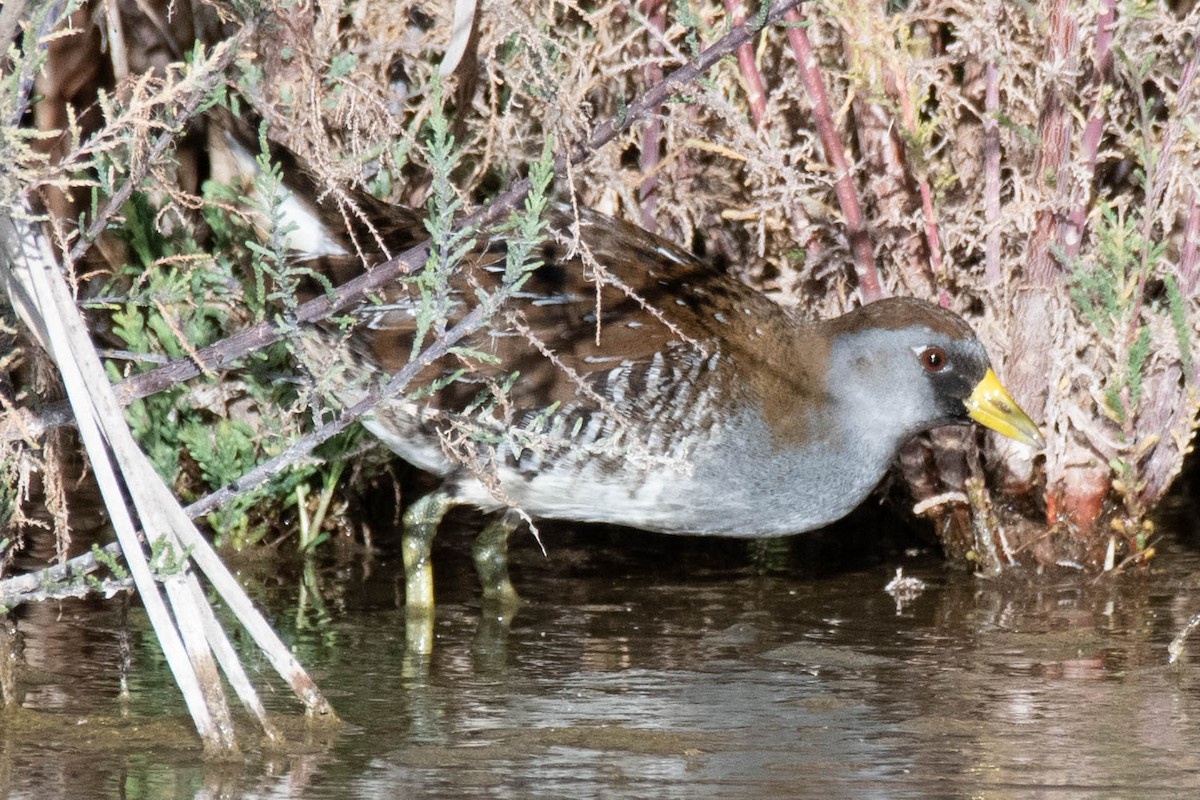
[2,509,1200,799]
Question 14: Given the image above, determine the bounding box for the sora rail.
[234,138,1044,613]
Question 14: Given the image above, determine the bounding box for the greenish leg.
[472,512,520,607]
[401,490,454,613]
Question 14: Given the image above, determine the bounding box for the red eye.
[919,346,948,372]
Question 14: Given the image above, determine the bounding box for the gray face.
[826,322,991,446]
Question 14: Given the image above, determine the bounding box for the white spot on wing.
[278,195,349,257]
[656,246,686,264]
[531,293,584,306]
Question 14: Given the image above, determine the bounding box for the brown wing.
[324,206,767,409]
[292,194,831,464]
[216,117,824,449]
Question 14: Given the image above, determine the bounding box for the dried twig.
[2,207,243,752]
[66,32,250,266]
[186,299,489,519]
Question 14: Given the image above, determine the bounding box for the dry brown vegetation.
[2,0,1199,575]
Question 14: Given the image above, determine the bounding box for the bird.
[290,214,1042,608]
[217,128,1044,615]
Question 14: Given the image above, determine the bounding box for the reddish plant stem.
[638,0,667,231]
[1003,0,1081,526]
[983,57,1002,285]
[1061,0,1115,264]
[915,179,940,274]
[877,43,941,279]
[1181,194,1200,297]
[1025,0,1077,290]
[723,0,769,127]
[725,0,807,263]
[836,1,935,296]
[569,0,802,165]
[1007,0,1076,411]
[783,7,882,302]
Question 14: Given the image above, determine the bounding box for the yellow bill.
[964,368,1045,448]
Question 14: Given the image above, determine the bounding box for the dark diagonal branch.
[185,300,489,519]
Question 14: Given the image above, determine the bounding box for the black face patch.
[930,370,976,421]
[926,341,988,421]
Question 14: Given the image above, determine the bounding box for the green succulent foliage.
[98,177,357,548]
[414,76,477,355]
[1067,202,1171,428]
[1163,274,1192,375]
[500,135,555,286]
[0,449,17,541]
[673,0,706,57]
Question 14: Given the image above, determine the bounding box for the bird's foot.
[473,513,521,609]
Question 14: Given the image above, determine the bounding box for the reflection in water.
[0,513,1199,798]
